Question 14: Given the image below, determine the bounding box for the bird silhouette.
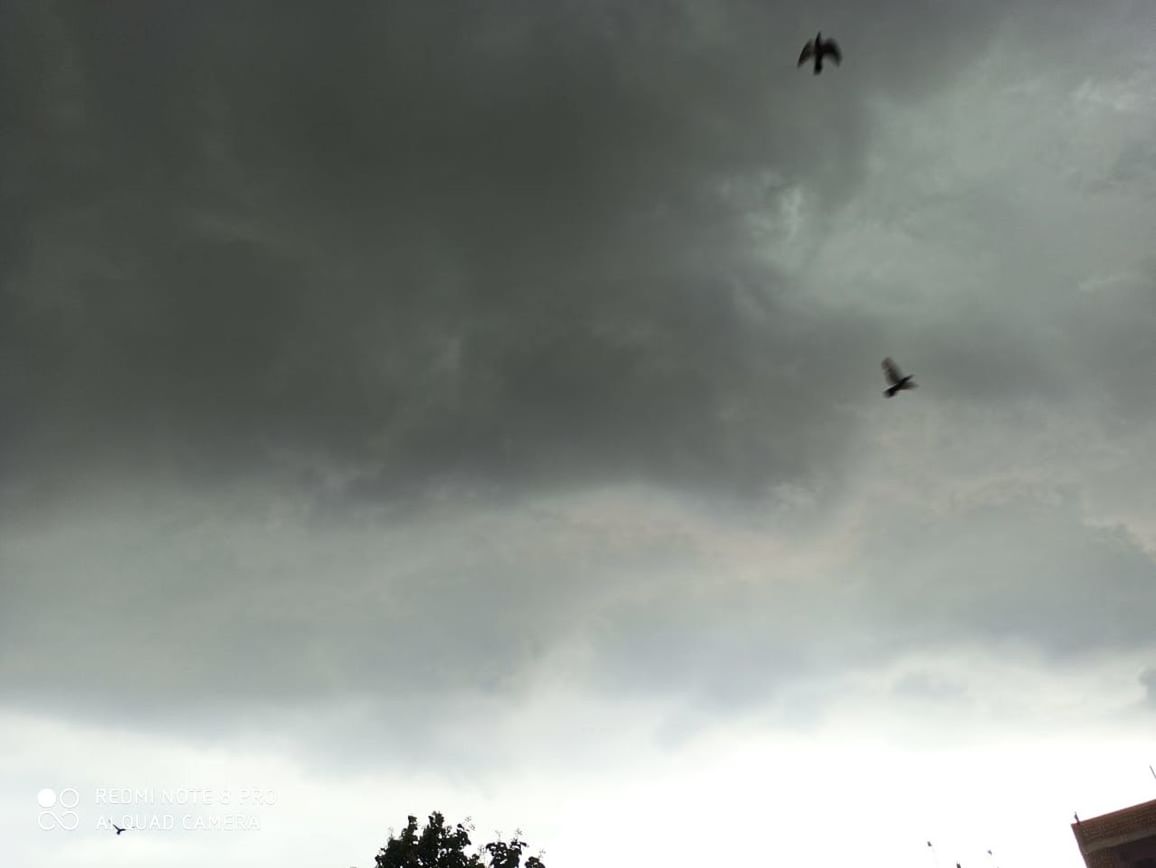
[113,823,128,835]
[798,31,842,74]
[882,357,917,397]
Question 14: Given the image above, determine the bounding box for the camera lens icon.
[38,788,80,831]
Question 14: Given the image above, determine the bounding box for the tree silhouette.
[374,812,545,868]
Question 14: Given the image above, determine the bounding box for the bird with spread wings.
[882,357,917,398]
[798,32,842,75]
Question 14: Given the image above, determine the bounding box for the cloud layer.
[1,0,1155,821]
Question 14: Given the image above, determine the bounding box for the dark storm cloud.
[7,0,1154,765]
[0,0,1017,506]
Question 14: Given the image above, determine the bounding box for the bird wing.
[797,40,815,66]
[821,39,842,63]
[882,357,904,385]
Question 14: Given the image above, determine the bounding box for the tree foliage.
[375,812,545,868]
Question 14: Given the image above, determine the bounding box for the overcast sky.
[2,1,1156,866]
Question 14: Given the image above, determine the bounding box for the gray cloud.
[1142,668,1156,706]
[0,0,1027,507]
[3,479,1153,765]
[891,670,970,703]
[858,497,1156,658]
[3,0,1156,777]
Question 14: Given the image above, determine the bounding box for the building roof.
[1073,798,1156,856]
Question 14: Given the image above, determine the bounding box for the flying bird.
[882,357,917,397]
[798,32,842,74]
[113,823,128,835]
